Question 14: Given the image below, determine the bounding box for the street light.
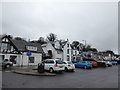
[82,40,87,48]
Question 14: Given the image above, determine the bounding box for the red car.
[88,61,98,67]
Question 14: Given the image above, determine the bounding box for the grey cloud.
[2,2,118,53]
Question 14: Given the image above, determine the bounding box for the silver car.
[104,60,112,67]
[0,59,13,68]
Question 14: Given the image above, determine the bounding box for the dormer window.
[26,46,37,51]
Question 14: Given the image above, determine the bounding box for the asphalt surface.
[2,65,119,88]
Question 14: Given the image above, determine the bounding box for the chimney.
[67,38,69,42]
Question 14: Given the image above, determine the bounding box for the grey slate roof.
[10,39,44,53]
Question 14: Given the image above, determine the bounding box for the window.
[71,50,73,54]
[75,51,77,55]
[67,55,70,61]
[44,60,54,64]
[68,61,72,64]
[81,61,86,63]
[1,43,7,50]
[29,57,34,63]
[67,44,69,47]
[63,62,67,64]
[26,46,37,51]
[56,60,63,64]
[67,49,69,54]
[48,60,54,64]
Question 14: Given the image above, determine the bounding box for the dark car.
[97,61,107,68]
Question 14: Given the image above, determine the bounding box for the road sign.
[26,52,32,56]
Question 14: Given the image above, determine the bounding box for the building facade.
[0,35,44,66]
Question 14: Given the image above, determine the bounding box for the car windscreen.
[56,60,63,64]
[68,62,73,64]
[81,62,86,63]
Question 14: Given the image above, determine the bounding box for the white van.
[42,59,65,73]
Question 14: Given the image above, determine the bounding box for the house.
[0,35,44,66]
[60,39,72,61]
[42,39,73,61]
[70,44,81,62]
[41,40,63,60]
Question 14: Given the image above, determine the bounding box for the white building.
[42,41,63,60]
[0,35,44,66]
[42,39,73,61]
[60,40,72,61]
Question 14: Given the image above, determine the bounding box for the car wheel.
[5,64,11,68]
[65,67,68,72]
[71,69,75,72]
[83,66,87,69]
[49,68,54,73]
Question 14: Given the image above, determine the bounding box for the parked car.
[0,59,13,68]
[87,61,98,67]
[62,61,75,72]
[42,59,65,73]
[97,61,107,68]
[104,60,112,67]
[74,61,92,69]
[111,61,117,65]
[0,59,3,68]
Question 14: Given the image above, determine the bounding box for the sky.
[0,0,118,54]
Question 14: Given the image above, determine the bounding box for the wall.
[0,52,42,66]
[42,43,63,60]
[63,42,72,61]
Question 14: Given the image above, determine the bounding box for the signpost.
[26,52,32,66]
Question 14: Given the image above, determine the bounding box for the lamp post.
[82,40,87,48]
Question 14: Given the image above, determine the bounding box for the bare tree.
[37,37,47,45]
[47,33,57,42]
[72,41,80,50]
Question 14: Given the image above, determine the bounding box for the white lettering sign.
[26,46,37,51]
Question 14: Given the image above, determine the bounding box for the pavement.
[1,65,56,76]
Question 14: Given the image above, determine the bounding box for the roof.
[55,48,63,52]
[10,39,27,52]
[3,35,44,53]
[11,39,44,53]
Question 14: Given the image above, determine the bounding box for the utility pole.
[82,40,87,48]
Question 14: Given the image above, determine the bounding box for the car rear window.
[56,60,63,64]
[68,62,73,64]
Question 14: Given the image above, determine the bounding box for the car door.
[80,61,86,67]
[43,60,51,70]
[78,62,83,67]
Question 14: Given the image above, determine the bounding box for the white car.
[42,59,65,73]
[104,60,112,67]
[63,61,75,72]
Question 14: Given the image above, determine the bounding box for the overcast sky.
[1,1,118,54]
